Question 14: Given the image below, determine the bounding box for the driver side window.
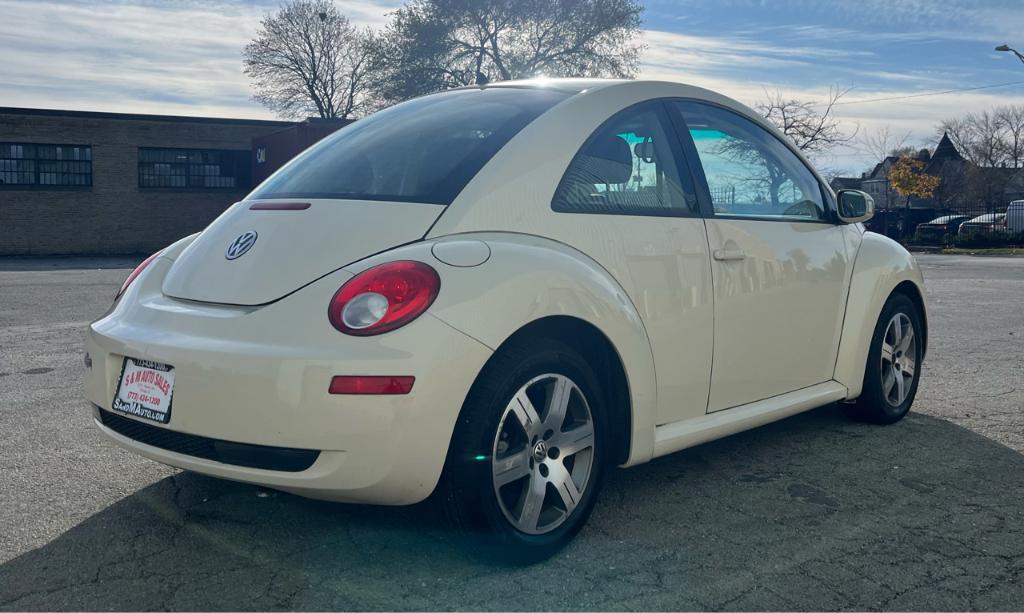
[672,101,826,221]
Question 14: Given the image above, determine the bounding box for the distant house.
[833,133,1024,238]
[829,176,862,192]
[861,156,900,209]
[923,133,1024,213]
[833,133,1024,212]
[830,152,924,211]
[926,133,964,173]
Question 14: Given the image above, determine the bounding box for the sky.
[3,0,1024,175]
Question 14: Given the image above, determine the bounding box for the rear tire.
[438,337,607,564]
[849,293,923,424]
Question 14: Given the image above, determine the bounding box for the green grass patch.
[941,247,1024,256]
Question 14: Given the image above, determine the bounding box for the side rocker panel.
[833,231,928,399]
[343,233,660,467]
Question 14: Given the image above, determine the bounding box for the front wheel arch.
[848,292,924,423]
[833,232,928,399]
[892,280,928,359]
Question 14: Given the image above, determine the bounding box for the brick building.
[0,107,297,255]
[252,117,351,185]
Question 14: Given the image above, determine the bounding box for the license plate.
[112,358,175,424]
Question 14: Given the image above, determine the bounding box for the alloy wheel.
[880,312,917,407]
[490,373,595,535]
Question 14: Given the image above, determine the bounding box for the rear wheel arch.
[419,232,658,465]
[485,316,633,467]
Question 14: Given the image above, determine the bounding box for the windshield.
[250,87,570,205]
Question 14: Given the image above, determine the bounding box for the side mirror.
[836,189,874,224]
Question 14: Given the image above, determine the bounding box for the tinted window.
[673,101,827,221]
[552,104,697,216]
[251,88,569,205]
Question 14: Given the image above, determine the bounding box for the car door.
[667,100,852,412]
[550,101,714,426]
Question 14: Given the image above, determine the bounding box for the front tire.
[439,338,607,564]
[850,293,924,424]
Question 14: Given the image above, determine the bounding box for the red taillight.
[328,261,440,336]
[115,250,162,300]
[329,376,415,395]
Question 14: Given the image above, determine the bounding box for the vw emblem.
[225,231,258,260]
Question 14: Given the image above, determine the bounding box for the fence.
[868,202,1023,247]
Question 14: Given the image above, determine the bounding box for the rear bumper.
[84,258,492,504]
[95,406,321,471]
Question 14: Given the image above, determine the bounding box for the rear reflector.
[248,201,311,211]
[329,376,415,395]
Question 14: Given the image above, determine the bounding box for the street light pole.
[996,44,1024,64]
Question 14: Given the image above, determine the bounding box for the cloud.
[0,0,399,117]
[0,0,261,116]
[637,24,1024,174]
[653,0,1024,44]
[640,28,872,82]
[4,0,1024,175]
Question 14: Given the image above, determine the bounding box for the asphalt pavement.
[0,254,1022,610]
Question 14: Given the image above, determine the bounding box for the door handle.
[713,249,746,261]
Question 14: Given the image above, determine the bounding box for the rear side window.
[251,88,570,205]
[552,103,697,216]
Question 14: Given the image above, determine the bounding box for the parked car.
[1007,200,1024,233]
[915,214,971,242]
[84,79,928,562]
[959,212,1007,235]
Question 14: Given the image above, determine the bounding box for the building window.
[138,148,250,190]
[0,143,92,188]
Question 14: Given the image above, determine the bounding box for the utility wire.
[827,79,1024,107]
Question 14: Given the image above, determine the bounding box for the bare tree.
[859,125,913,163]
[371,0,643,104]
[969,111,1005,167]
[940,111,1008,167]
[244,0,377,119]
[996,104,1024,168]
[756,86,858,154]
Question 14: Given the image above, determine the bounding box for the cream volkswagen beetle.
[85,79,926,562]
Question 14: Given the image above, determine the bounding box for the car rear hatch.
[162,87,576,306]
[161,199,444,305]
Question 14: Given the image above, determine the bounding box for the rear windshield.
[250,87,570,205]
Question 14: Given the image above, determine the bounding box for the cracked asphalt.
[1,254,1022,610]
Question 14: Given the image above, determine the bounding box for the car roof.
[430,77,833,238]
[477,78,629,94]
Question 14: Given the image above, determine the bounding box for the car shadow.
[3,404,1024,611]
